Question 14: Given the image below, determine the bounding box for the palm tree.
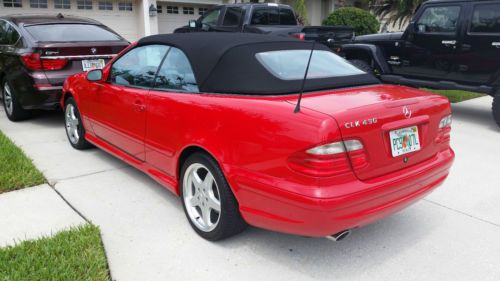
[294,0,308,25]
[370,0,425,28]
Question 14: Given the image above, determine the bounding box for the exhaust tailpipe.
[326,229,352,242]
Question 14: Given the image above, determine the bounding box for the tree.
[294,0,308,25]
[370,0,426,28]
[323,7,380,36]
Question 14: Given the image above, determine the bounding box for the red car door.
[145,47,200,175]
[91,44,169,161]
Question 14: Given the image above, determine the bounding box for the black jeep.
[343,0,500,126]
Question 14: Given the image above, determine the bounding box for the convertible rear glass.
[256,50,365,80]
[25,24,122,42]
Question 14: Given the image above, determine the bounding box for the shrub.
[322,7,380,36]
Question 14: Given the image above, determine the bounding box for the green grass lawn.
[0,130,45,193]
[0,224,110,281]
[423,88,484,103]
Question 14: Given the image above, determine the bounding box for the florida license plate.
[389,126,421,157]
[82,59,105,72]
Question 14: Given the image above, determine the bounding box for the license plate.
[82,59,105,72]
[389,126,421,157]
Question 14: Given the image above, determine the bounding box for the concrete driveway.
[0,96,499,281]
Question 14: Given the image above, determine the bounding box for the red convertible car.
[61,33,454,241]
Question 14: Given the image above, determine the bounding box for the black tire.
[349,59,374,74]
[180,152,247,241]
[64,97,93,150]
[1,79,31,121]
[493,93,500,127]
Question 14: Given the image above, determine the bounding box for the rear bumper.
[20,87,62,110]
[234,148,454,237]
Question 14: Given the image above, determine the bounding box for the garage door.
[157,2,212,34]
[0,0,140,41]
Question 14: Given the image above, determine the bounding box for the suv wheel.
[1,79,31,121]
[180,152,247,241]
[493,93,500,127]
[349,59,374,74]
[64,97,93,150]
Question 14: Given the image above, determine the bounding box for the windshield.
[256,50,365,80]
[25,24,122,42]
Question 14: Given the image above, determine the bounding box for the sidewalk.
[1,97,499,281]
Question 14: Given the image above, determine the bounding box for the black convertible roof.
[138,33,378,95]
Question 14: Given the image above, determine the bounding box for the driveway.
[0,96,499,281]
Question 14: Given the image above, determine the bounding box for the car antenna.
[294,41,315,113]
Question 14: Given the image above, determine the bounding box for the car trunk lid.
[288,85,451,181]
[35,41,128,85]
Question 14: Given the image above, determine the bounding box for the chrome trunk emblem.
[90,48,97,55]
[403,106,412,119]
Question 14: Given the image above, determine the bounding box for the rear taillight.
[21,53,43,70]
[436,114,452,144]
[288,140,367,177]
[290,32,305,40]
[21,53,67,71]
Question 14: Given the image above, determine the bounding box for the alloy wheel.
[65,103,80,144]
[3,83,13,116]
[183,163,222,232]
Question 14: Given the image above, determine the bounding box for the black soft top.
[138,33,379,95]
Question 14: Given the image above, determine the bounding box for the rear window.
[25,24,122,42]
[250,6,297,25]
[256,50,365,80]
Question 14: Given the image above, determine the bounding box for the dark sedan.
[0,14,129,121]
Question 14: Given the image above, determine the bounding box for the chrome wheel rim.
[183,163,221,232]
[3,84,13,116]
[65,103,80,144]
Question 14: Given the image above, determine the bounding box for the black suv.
[0,15,128,121]
[343,0,500,126]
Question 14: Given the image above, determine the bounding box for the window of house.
[118,1,132,11]
[30,0,48,8]
[98,0,113,10]
[183,7,194,15]
[54,0,70,9]
[470,4,500,34]
[199,7,208,15]
[3,0,22,8]
[157,4,162,13]
[167,6,178,14]
[77,0,93,10]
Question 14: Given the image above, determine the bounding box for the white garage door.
[157,2,212,34]
[0,0,140,41]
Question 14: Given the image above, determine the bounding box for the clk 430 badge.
[344,118,378,129]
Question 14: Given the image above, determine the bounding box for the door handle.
[492,42,500,49]
[442,40,456,47]
[133,100,145,112]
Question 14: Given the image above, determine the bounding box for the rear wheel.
[493,93,500,127]
[349,59,374,74]
[64,97,92,150]
[1,79,31,121]
[180,152,247,241]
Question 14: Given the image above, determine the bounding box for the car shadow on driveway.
[451,97,500,133]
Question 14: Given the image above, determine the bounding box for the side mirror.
[189,19,197,29]
[87,69,103,82]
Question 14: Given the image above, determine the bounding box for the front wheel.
[64,97,92,150]
[180,152,247,241]
[493,93,500,127]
